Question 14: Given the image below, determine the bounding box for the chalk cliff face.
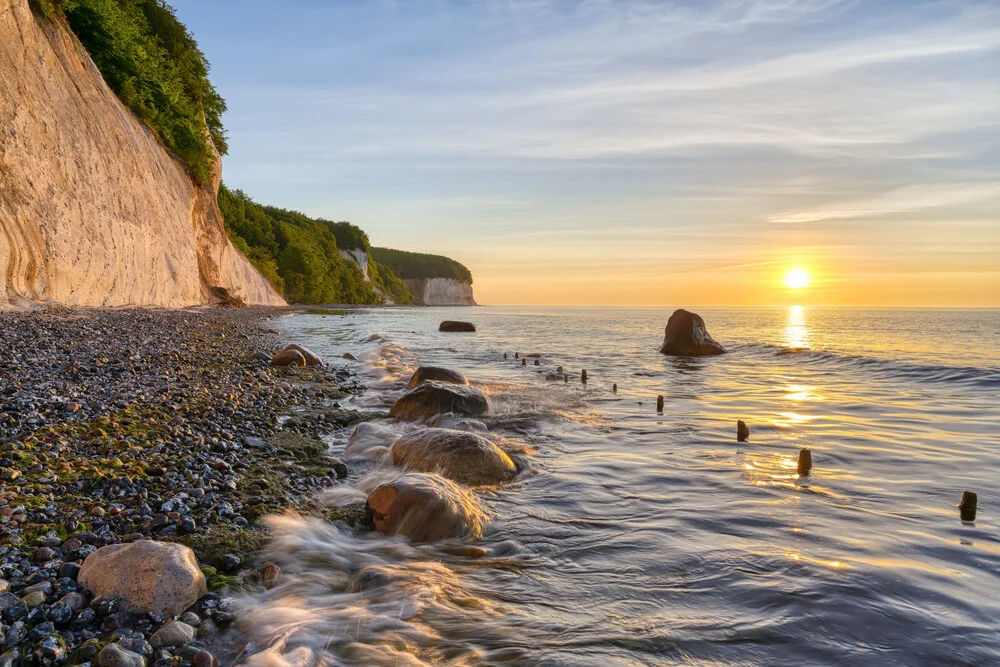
[405,278,476,306]
[0,0,285,308]
[338,249,369,281]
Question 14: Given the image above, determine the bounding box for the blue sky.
[173,0,1000,305]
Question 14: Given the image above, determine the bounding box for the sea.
[240,306,1000,667]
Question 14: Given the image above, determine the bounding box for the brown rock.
[78,540,206,616]
[658,309,726,356]
[438,321,477,332]
[367,473,485,541]
[261,563,281,589]
[389,381,490,422]
[391,428,517,485]
[737,420,750,442]
[271,349,306,367]
[407,366,469,389]
[282,344,324,366]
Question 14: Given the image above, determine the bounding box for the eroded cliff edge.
[0,0,285,307]
[405,278,477,306]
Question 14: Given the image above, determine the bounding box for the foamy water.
[246,306,999,666]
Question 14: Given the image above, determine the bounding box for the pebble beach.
[0,307,367,666]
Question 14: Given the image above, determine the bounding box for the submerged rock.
[439,321,477,332]
[271,349,307,367]
[391,428,516,485]
[737,420,750,442]
[346,422,399,461]
[282,343,324,366]
[389,380,490,421]
[407,366,469,389]
[658,309,726,356]
[429,412,488,432]
[367,473,485,541]
[78,540,206,616]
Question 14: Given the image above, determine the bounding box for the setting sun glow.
[785,269,810,289]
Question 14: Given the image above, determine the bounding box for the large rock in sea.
[439,321,477,332]
[389,381,490,421]
[282,344,324,366]
[407,366,469,389]
[391,428,516,485]
[78,540,206,616]
[367,473,485,541]
[658,309,726,356]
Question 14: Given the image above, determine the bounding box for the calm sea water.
[243,307,1000,667]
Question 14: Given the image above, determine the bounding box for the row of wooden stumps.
[738,418,979,520]
[737,419,811,474]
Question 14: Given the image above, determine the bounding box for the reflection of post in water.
[784,305,809,350]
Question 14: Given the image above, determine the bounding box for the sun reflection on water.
[783,305,810,350]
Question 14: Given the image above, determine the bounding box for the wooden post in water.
[797,448,812,475]
[959,491,978,521]
[534,360,540,366]
[612,383,617,393]
[521,358,527,366]
[557,366,563,373]
[503,353,508,359]
[581,369,588,384]
[515,352,519,359]
[656,395,664,413]
[737,420,750,442]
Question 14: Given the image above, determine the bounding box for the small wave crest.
[237,514,505,666]
[744,343,1000,388]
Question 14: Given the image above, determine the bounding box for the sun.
[785,269,809,289]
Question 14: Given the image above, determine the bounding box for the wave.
[741,343,1000,388]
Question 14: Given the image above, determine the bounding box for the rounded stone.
[78,540,206,616]
[406,366,469,389]
[391,428,516,486]
[367,473,486,542]
[389,381,489,422]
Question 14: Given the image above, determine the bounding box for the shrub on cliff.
[370,247,473,284]
[218,186,415,305]
[31,0,226,184]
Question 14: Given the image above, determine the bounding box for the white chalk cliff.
[0,0,285,308]
[405,278,476,306]
[338,249,369,281]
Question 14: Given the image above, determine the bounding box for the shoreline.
[0,306,371,664]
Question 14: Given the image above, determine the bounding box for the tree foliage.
[34,0,226,183]
[370,247,473,284]
[218,186,414,305]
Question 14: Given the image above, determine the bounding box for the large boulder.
[439,321,476,332]
[271,349,306,367]
[658,309,726,356]
[389,381,489,421]
[78,540,206,616]
[367,473,485,541]
[282,344,324,366]
[391,428,516,485]
[407,366,469,389]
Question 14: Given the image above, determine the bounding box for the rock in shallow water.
[389,381,490,421]
[658,309,726,357]
[367,473,485,541]
[391,428,516,485]
[271,349,307,367]
[282,343,324,366]
[78,540,206,616]
[438,321,477,332]
[407,366,469,389]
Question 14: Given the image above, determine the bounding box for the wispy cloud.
[768,182,1000,223]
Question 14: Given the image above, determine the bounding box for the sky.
[171,0,1000,306]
